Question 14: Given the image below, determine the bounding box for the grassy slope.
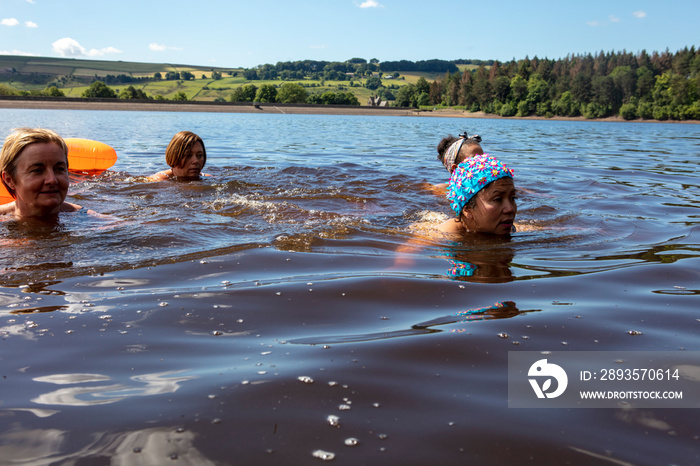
[0,55,461,104]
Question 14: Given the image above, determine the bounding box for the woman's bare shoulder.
[61,202,82,212]
[0,202,15,216]
[146,169,172,182]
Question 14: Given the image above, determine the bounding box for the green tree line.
[394,48,700,120]
[243,58,402,82]
[230,83,359,106]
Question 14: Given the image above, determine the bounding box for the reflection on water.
[0,426,216,466]
[289,301,529,344]
[31,370,197,406]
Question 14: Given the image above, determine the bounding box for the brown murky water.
[1,110,698,464]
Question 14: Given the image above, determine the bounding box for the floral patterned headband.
[442,132,483,171]
[447,154,514,216]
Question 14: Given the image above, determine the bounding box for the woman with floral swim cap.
[438,154,517,236]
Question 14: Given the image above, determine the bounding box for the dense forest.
[241,58,460,81]
[393,48,700,120]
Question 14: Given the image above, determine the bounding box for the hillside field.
[0,55,465,104]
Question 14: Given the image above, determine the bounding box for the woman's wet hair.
[0,128,68,197]
[437,132,483,166]
[165,131,206,169]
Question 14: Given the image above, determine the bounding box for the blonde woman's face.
[3,142,69,215]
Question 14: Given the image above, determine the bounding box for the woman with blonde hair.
[0,127,81,220]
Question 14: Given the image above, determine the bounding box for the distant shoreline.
[0,97,697,124]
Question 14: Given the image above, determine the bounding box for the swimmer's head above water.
[445,154,517,236]
[0,127,80,220]
[437,132,484,174]
[165,131,206,180]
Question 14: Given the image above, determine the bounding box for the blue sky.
[1,0,698,68]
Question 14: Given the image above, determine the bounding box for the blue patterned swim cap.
[447,154,514,216]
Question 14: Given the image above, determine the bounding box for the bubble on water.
[323,345,331,349]
[338,404,351,411]
[241,380,250,385]
[307,282,313,286]
[175,427,185,433]
[327,415,340,427]
[261,351,271,356]
[99,315,112,320]
[380,316,389,320]
[298,376,314,384]
[498,333,509,339]
[159,302,168,307]
[208,394,216,399]
[373,402,381,408]
[328,381,338,387]
[344,438,359,446]
[561,341,568,345]
[377,433,388,440]
[312,450,335,461]
[212,418,221,424]
[221,280,230,285]
[65,330,74,334]
[212,331,223,336]
[627,330,643,335]
[275,292,282,296]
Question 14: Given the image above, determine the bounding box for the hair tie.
[443,132,483,171]
[442,138,466,171]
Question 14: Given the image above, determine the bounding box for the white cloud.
[25,20,38,28]
[1,18,20,27]
[586,20,600,27]
[609,15,620,23]
[358,0,382,8]
[25,0,36,4]
[149,42,182,52]
[0,49,37,56]
[633,11,646,19]
[51,37,122,57]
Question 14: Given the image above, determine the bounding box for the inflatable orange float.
[0,138,117,204]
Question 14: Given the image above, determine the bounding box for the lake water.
[0,109,698,465]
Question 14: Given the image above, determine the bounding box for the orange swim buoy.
[65,138,118,174]
[0,138,117,204]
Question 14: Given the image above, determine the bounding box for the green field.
[0,55,447,105]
